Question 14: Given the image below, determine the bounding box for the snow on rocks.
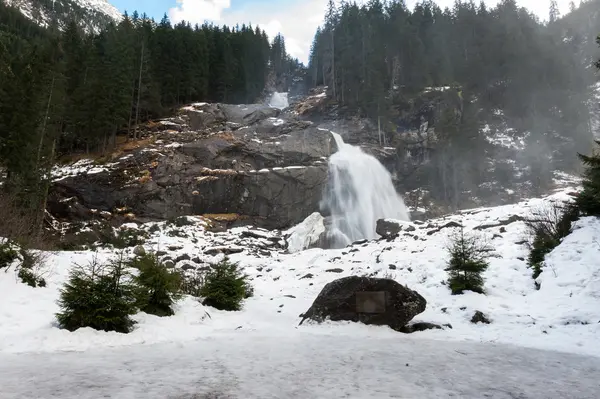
[51,159,118,181]
[285,212,326,252]
[0,188,599,362]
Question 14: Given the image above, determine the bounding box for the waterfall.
[321,132,410,248]
[269,92,289,110]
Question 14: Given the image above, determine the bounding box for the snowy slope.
[5,0,122,30]
[1,187,599,362]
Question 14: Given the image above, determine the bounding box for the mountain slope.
[5,0,121,30]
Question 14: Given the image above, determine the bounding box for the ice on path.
[0,334,598,399]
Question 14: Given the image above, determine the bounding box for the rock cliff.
[49,102,337,230]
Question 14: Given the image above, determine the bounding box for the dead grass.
[57,135,156,165]
[202,213,246,222]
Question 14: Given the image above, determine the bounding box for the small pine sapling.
[445,225,491,295]
[56,253,137,333]
[199,257,253,311]
[129,253,182,317]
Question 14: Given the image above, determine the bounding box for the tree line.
[0,1,298,234]
[308,0,598,207]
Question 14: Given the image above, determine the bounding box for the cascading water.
[269,92,289,110]
[321,132,410,248]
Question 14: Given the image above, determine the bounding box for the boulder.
[286,212,326,252]
[299,276,426,332]
[471,310,491,324]
[133,245,146,256]
[399,322,445,334]
[376,219,413,239]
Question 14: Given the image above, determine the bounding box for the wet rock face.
[48,102,337,230]
[299,276,427,332]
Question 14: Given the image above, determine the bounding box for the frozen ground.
[0,188,599,397]
[1,334,600,399]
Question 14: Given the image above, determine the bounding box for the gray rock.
[376,219,404,239]
[133,245,146,256]
[325,268,344,273]
[471,311,491,324]
[299,276,426,332]
[175,254,191,263]
[164,260,175,269]
[181,264,196,271]
[399,322,444,334]
[204,246,244,256]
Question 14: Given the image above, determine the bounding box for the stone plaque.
[356,291,386,313]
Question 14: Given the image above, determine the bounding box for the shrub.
[199,258,253,311]
[16,249,48,287]
[56,254,137,333]
[0,241,18,270]
[445,226,490,295]
[129,253,182,317]
[526,203,578,280]
[0,242,47,287]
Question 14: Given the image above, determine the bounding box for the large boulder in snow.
[299,276,426,332]
[285,212,327,252]
[376,219,415,239]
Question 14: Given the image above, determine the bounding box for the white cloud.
[168,0,571,65]
[169,0,231,25]
[168,0,327,64]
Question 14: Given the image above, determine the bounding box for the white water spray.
[322,132,410,248]
[269,92,289,110]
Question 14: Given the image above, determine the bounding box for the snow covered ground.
[1,188,599,397]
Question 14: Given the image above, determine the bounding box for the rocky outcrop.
[375,219,416,239]
[48,103,338,230]
[299,276,427,332]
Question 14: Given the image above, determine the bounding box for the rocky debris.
[474,215,524,230]
[471,311,491,324]
[299,276,426,332]
[426,221,463,235]
[300,273,314,280]
[325,268,344,273]
[204,246,245,256]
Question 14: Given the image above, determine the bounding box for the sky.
[111,0,575,64]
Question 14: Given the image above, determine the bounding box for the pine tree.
[56,255,137,333]
[575,141,600,216]
[129,253,182,317]
[445,226,490,295]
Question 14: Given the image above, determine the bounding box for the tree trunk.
[134,41,144,140]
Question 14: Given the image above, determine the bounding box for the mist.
[306,0,599,212]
